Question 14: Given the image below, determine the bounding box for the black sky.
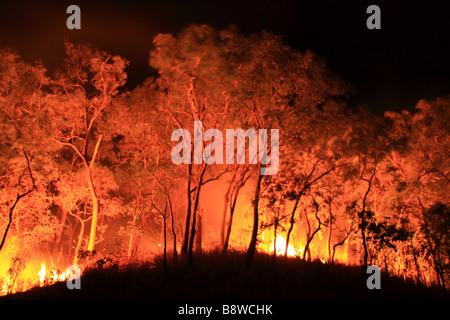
[0,0,448,113]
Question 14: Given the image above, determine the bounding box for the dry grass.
[2,251,447,300]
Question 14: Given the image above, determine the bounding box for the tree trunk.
[220,171,236,248]
[303,208,311,260]
[284,166,333,258]
[162,209,167,286]
[223,168,249,254]
[0,150,35,253]
[360,215,369,268]
[0,196,19,253]
[181,163,192,256]
[127,213,138,260]
[86,166,99,252]
[285,192,301,257]
[195,214,202,254]
[129,233,141,261]
[188,164,206,266]
[52,207,67,258]
[87,134,102,252]
[272,222,278,272]
[223,184,240,253]
[360,167,376,269]
[246,169,263,269]
[303,201,321,261]
[73,220,85,265]
[410,236,422,284]
[168,195,177,261]
[331,220,353,264]
[127,231,134,260]
[327,202,333,263]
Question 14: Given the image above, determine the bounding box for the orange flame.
[259,232,303,257]
[272,234,297,257]
[1,261,79,296]
[38,263,46,286]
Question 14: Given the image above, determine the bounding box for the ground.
[1,251,447,300]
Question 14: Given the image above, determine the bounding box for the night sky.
[0,0,448,113]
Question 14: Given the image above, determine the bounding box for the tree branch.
[0,150,36,253]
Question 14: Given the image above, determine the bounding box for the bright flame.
[1,261,80,296]
[38,263,46,286]
[272,234,297,257]
[1,278,10,296]
[259,232,302,257]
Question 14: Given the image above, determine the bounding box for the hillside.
[1,252,447,300]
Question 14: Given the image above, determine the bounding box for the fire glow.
[171,121,280,175]
[0,23,449,298]
[262,234,299,257]
[1,262,79,296]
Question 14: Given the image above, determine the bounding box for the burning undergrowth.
[1,251,447,300]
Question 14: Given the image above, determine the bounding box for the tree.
[0,48,57,257]
[365,214,410,278]
[108,78,178,260]
[44,41,128,253]
[420,203,450,291]
[224,32,348,267]
[222,165,251,253]
[383,97,450,285]
[149,25,242,263]
[0,150,36,253]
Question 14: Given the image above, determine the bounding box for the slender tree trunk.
[360,216,369,268]
[331,221,353,264]
[360,167,376,269]
[168,195,177,261]
[53,207,68,258]
[272,221,278,272]
[0,150,35,253]
[285,193,301,257]
[222,202,235,254]
[223,183,240,253]
[128,229,142,261]
[0,196,20,253]
[327,202,333,263]
[410,236,422,284]
[128,214,138,260]
[181,163,192,256]
[73,220,85,265]
[128,231,134,260]
[67,222,74,265]
[152,174,177,261]
[87,134,102,252]
[303,201,321,261]
[86,167,99,252]
[188,164,206,266]
[303,209,311,260]
[162,209,167,286]
[223,168,249,254]
[284,166,333,257]
[221,172,236,248]
[195,214,202,253]
[129,233,141,261]
[246,169,263,269]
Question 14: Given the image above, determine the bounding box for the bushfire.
[1,261,79,296]
[0,23,449,298]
